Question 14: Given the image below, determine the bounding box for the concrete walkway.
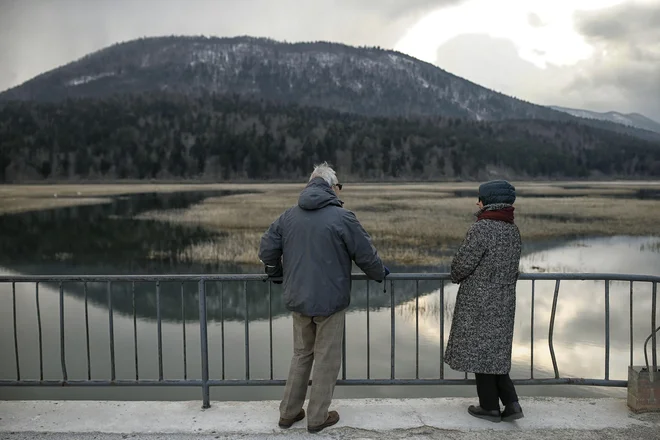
[1,398,659,439]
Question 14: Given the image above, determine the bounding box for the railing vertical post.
[156,281,163,381]
[84,282,91,380]
[59,282,68,382]
[549,280,560,379]
[108,281,115,382]
[366,280,371,379]
[220,282,225,381]
[268,282,273,380]
[12,282,20,381]
[132,281,139,381]
[390,280,395,380]
[652,282,657,380]
[630,281,634,367]
[439,281,444,379]
[342,319,347,380]
[604,280,610,381]
[181,282,187,381]
[531,280,535,379]
[415,280,419,380]
[198,279,210,409]
[244,281,250,380]
[36,282,44,381]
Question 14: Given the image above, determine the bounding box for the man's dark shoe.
[278,409,305,428]
[468,405,501,423]
[501,402,524,422]
[308,410,340,433]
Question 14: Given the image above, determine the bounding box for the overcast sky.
[1,0,658,121]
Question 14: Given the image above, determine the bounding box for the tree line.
[1,92,659,182]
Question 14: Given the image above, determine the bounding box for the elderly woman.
[444,180,524,423]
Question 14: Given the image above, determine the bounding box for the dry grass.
[130,181,660,266]
[0,183,293,215]
[2,180,654,215]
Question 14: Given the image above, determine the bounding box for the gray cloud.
[0,0,458,92]
[435,34,574,107]
[348,0,460,18]
[567,1,660,120]
[433,2,660,122]
[575,1,660,43]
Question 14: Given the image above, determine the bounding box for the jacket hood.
[298,178,343,211]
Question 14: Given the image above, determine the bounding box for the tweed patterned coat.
[444,203,522,374]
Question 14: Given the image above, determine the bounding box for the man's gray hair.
[309,161,338,187]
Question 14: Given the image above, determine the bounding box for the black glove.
[375,265,391,283]
[264,263,283,284]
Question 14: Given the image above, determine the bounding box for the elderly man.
[259,162,389,433]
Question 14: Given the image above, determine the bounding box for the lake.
[0,190,658,402]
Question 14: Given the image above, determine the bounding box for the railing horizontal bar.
[1,273,658,283]
[0,378,628,387]
[212,378,629,387]
[206,378,628,387]
[0,380,204,387]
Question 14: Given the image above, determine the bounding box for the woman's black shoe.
[468,405,501,423]
[501,402,524,422]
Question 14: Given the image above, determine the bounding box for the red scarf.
[477,206,515,223]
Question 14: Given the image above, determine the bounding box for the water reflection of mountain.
[4,264,446,323]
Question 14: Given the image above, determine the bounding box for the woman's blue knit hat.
[478,180,516,206]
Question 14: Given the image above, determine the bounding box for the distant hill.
[550,106,660,135]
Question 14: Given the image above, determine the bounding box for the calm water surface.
[0,191,658,401]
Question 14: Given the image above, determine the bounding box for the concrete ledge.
[1,398,659,439]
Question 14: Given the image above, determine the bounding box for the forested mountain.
[3,35,660,142]
[0,36,570,121]
[2,93,658,182]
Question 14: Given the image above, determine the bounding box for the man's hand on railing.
[263,262,283,284]
[373,265,390,284]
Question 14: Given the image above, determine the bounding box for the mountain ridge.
[0,35,567,120]
[3,35,659,142]
[550,105,660,135]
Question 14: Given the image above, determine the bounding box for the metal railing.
[1,272,658,409]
